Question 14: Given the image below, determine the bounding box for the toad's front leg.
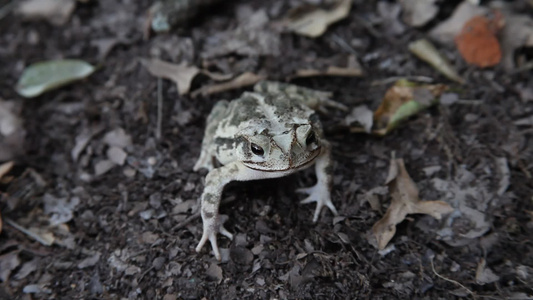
[195,162,244,260]
[297,141,339,222]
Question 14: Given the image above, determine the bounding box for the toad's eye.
[306,131,317,146]
[251,143,264,156]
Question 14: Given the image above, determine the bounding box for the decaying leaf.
[500,14,533,70]
[351,79,448,135]
[191,72,265,97]
[281,0,351,38]
[454,13,503,68]
[140,58,200,95]
[409,39,465,84]
[16,0,76,26]
[400,0,439,27]
[429,1,488,45]
[369,158,453,250]
[293,55,363,78]
[16,59,96,98]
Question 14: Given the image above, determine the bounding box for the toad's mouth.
[242,147,321,172]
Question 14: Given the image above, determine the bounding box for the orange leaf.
[454,13,504,68]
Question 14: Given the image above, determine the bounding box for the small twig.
[138,266,154,283]
[430,256,476,299]
[330,34,358,56]
[170,211,200,231]
[156,77,163,140]
[5,218,53,246]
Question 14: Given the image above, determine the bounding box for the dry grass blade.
[190,72,265,97]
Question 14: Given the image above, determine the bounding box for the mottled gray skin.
[194,81,343,260]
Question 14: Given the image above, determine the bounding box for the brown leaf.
[191,72,265,97]
[281,0,351,38]
[140,58,200,95]
[370,158,454,250]
[454,13,503,68]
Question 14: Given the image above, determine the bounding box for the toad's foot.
[297,184,338,222]
[195,214,233,261]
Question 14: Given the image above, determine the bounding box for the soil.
[1,0,532,299]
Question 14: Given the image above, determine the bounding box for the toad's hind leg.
[193,100,229,171]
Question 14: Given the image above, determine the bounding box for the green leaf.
[16,59,96,98]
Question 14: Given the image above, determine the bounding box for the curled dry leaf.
[16,0,75,26]
[429,1,488,45]
[409,39,465,84]
[190,72,265,97]
[369,158,453,250]
[140,58,200,95]
[351,79,447,135]
[281,0,351,38]
[454,13,503,68]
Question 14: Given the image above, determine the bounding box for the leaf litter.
[369,156,453,250]
[280,0,352,38]
[349,79,448,135]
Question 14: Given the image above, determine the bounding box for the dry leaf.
[401,0,439,27]
[454,13,503,68]
[16,0,75,26]
[281,0,351,38]
[0,161,14,180]
[409,39,465,84]
[429,1,488,45]
[294,55,363,78]
[370,158,453,250]
[140,58,200,95]
[355,79,448,135]
[500,14,533,70]
[191,72,265,97]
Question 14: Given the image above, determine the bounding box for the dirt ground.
[1,0,532,299]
